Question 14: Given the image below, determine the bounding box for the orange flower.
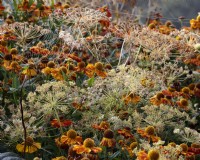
[92,121,110,131]
[98,6,111,17]
[4,61,21,73]
[120,141,138,157]
[33,5,52,17]
[122,93,141,105]
[85,62,107,78]
[55,137,68,149]
[18,0,36,12]
[159,25,172,35]
[99,19,110,28]
[137,150,148,160]
[30,46,51,55]
[150,92,172,106]
[137,126,161,143]
[16,137,41,153]
[188,147,200,155]
[41,61,56,75]
[184,57,200,66]
[127,142,138,157]
[190,19,200,29]
[75,61,86,72]
[0,45,9,54]
[162,88,178,97]
[194,83,200,97]
[72,102,83,110]
[176,98,189,110]
[67,53,82,62]
[60,129,82,146]
[85,63,95,77]
[118,127,134,139]
[3,54,12,68]
[51,118,72,128]
[100,129,116,148]
[51,66,68,81]
[73,138,102,154]
[22,63,37,77]
[149,96,162,106]
[41,67,53,75]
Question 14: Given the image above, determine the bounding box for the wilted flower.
[16,137,41,153]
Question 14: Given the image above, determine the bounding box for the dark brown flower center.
[104,129,114,139]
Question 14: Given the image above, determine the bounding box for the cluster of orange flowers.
[137,142,199,160]
[54,129,102,159]
[92,121,137,157]
[190,15,200,30]
[150,82,200,110]
[1,44,111,82]
[184,54,200,72]
[148,19,175,35]
[30,46,51,55]
[16,0,70,22]
[137,126,161,143]
[122,92,141,105]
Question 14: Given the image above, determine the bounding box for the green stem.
[54,108,64,134]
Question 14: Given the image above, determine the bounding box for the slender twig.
[19,76,27,157]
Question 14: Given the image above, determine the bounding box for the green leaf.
[87,76,95,87]
[8,87,18,93]
[28,0,35,7]
[12,75,20,89]
[109,151,121,159]
[13,0,19,11]
[76,73,86,87]
[51,0,55,8]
